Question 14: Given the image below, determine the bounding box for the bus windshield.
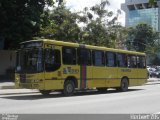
[16,48,43,73]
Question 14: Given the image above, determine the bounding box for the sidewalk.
[0,88,38,95]
[0,81,39,95]
[147,78,160,82]
[0,81,15,89]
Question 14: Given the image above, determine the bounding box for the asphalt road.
[0,82,160,114]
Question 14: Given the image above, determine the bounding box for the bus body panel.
[125,68,138,86]
[92,67,106,88]
[137,68,148,85]
[85,66,93,88]
[107,67,119,87]
[15,73,45,89]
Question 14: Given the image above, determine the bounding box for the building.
[0,36,16,81]
[0,50,16,80]
[121,0,160,31]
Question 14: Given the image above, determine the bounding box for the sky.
[65,0,125,26]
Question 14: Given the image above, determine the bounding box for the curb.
[0,91,39,95]
[147,80,160,82]
[0,85,15,89]
[145,82,160,85]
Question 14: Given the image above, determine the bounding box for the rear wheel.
[40,90,51,96]
[63,80,75,96]
[117,78,128,92]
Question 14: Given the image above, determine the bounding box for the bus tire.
[63,80,75,96]
[40,90,51,96]
[117,78,128,92]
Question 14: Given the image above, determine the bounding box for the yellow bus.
[15,39,147,96]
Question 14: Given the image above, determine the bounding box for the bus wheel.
[63,80,75,96]
[117,78,128,92]
[97,88,108,93]
[40,90,51,96]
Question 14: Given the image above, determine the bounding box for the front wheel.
[63,80,75,96]
[117,78,128,92]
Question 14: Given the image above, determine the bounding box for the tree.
[126,23,158,52]
[109,24,128,49]
[0,0,54,49]
[40,4,81,42]
[151,56,160,65]
[39,0,124,48]
[149,0,156,5]
[78,0,122,48]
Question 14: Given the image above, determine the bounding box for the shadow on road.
[0,88,144,100]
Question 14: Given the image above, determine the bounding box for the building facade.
[0,50,16,80]
[121,0,160,31]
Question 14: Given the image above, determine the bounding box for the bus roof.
[21,39,146,56]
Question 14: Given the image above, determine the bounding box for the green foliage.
[40,0,123,48]
[126,23,158,52]
[125,23,160,65]
[77,0,123,48]
[40,5,81,42]
[0,0,126,49]
[0,0,54,49]
[149,0,156,5]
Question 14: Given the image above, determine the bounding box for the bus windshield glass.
[16,48,43,73]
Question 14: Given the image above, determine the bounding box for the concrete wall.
[0,50,16,78]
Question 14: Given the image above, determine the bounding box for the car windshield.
[16,48,43,73]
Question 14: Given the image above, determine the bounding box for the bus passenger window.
[128,56,137,68]
[117,54,127,67]
[77,48,91,65]
[137,56,146,68]
[127,56,131,68]
[45,49,61,71]
[141,57,146,68]
[106,52,116,67]
[93,51,104,66]
[62,47,76,65]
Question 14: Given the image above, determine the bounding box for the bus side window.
[127,56,131,68]
[141,56,146,68]
[137,56,140,68]
[62,47,76,65]
[77,48,91,65]
[117,53,127,67]
[92,51,105,66]
[129,55,137,68]
[138,56,146,68]
[45,49,61,71]
[106,52,116,67]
